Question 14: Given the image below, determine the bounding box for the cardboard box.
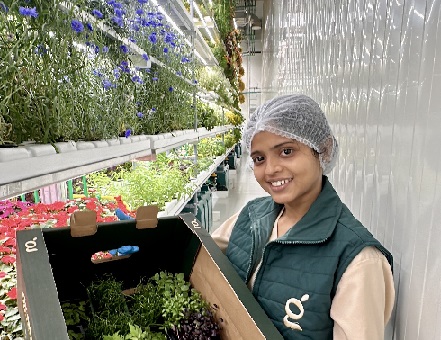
[16,208,283,340]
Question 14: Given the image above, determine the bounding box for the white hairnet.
[243,94,338,174]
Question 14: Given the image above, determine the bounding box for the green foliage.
[86,276,132,338]
[127,282,162,330]
[62,272,219,339]
[104,324,166,340]
[0,0,234,145]
[151,272,209,330]
[87,156,194,211]
[197,138,226,157]
[197,101,221,131]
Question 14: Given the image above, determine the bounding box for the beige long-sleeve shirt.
[211,210,395,340]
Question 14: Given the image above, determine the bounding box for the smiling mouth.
[270,179,292,187]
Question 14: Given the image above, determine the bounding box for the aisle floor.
[210,151,268,233]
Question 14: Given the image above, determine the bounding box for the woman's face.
[250,131,323,209]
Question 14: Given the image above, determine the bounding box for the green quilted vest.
[226,177,393,339]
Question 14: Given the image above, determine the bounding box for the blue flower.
[142,53,149,61]
[120,45,128,53]
[19,6,38,18]
[148,32,157,44]
[156,13,163,20]
[129,37,136,43]
[137,112,144,118]
[86,22,93,31]
[94,45,100,54]
[164,32,174,44]
[131,75,143,84]
[136,8,143,15]
[113,68,121,79]
[163,47,168,54]
[193,79,198,84]
[114,8,124,18]
[151,107,157,112]
[103,79,113,89]
[138,0,148,3]
[168,86,173,92]
[152,77,158,81]
[93,69,103,77]
[119,61,130,73]
[35,44,47,55]
[92,9,103,18]
[125,129,131,138]
[176,71,182,76]
[71,20,84,32]
[181,56,190,63]
[102,46,109,53]
[0,2,9,13]
[112,16,123,27]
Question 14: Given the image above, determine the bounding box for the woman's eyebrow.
[250,150,260,158]
[271,141,297,149]
[250,141,297,157]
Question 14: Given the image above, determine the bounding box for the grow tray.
[16,206,283,340]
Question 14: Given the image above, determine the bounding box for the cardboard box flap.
[70,210,97,237]
[135,205,158,229]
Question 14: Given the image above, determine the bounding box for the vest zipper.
[251,237,330,293]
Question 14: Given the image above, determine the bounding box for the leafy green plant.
[104,324,166,340]
[151,272,208,330]
[127,282,162,330]
[86,276,132,338]
[61,301,90,340]
[63,272,220,339]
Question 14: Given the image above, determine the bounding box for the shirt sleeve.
[210,210,241,254]
[331,246,395,340]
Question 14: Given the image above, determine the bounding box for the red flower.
[0,245,11,254]
[67,205,79,214]
[3,238,15,247]
[0,303,6,310]
[7,287,17,300]
[0,312,4,321]
[49,201,66,211]
[1,255,16,265]
[86,201,97,211]
[0,271,6,278]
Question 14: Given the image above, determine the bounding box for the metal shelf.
[158,146,234,217]
[0,125,233,200]
[155,0,218,66]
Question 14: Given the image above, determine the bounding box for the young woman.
[211,94,395,339]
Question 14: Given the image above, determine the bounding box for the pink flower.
[7,287,17,300]
[0,303,6,310]
[0,245,11,254]
[0,271,6,278]
[1,255,16,265]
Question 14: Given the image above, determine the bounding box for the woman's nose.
[264,157,282,175]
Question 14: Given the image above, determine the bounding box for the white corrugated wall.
[261,0,441,338]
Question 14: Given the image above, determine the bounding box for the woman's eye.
[282,148,293,156]
[252,156,264,164]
